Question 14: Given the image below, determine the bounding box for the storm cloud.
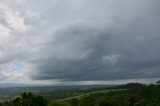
[0,0,160,83]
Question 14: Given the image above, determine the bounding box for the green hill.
[1,83,160,106]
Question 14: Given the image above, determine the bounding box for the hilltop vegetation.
[0,83,160,106]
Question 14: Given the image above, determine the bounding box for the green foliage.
[95,98,118,106]
[69,98,79,106]
[12,96,21,106]
[79,96,95,106]
[48,101,70,106]
[0,102,2,106]
[1,83,160,106]
[2,101,11,106]
[1,92,47,106]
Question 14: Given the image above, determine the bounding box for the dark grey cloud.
[0,0,160,82]
[28,0,160,81]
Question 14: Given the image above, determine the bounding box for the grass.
[55,89,127,102]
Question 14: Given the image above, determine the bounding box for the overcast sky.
[0,0,160,85]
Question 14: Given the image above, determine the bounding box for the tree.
[2,101,11,106]
[95,98,118,106]
[70,98,79,106]
[12,96,21,106]
[31,95,47,106]
[80,96,95,106]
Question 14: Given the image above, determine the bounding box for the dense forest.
[0,83,160,106]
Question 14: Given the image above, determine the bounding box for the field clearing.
[56,89,127,102]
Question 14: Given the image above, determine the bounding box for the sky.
[0,0,160,86]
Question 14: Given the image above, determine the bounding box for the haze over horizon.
[0,0,160,86]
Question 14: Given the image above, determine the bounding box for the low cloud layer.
[0,0,160,83]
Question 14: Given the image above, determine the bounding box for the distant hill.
[116,83,145,89]
[0,84,115,100]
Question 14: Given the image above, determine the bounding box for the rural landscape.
[0,83,160,106]
[0,0,160,105]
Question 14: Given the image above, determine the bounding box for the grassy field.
[56,88,127,101]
